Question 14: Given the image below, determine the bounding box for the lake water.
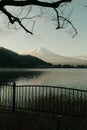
[0,68,87,90]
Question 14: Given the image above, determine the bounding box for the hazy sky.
[0,0,87,56]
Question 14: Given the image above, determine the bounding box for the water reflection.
[0,68,87,90]
[0,68,43,84]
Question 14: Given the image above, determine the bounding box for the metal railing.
[0,82,87,117]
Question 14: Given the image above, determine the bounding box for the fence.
[0,82,87,117]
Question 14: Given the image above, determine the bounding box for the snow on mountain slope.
[30,47,64,57]
[75,56,87,60]
[29,47,87,65]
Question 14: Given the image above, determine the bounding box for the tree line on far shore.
[52,64,87,68]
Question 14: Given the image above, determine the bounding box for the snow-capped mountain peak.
[29,47,87,65]
[30,47,63,57]
[75,56,87,60]
[31,47,52,54]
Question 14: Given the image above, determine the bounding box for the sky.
[0,0,87,57]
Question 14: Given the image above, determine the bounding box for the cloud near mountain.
[29,47,87,65]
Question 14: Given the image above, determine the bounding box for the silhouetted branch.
[54,7,77,37]
[59,15,77,37]
[54,8,60,29]
[0,0,78,36]
[0,0,72,8]
[1,7,33,34]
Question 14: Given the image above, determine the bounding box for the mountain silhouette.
[0,47,51,68]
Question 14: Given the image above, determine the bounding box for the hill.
[0,47,51,68]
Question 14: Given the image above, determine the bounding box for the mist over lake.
[0,68,87,90]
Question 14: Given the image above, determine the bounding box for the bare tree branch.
[1,7,33,34]
[59,15,77,37]
[54,8,60,29]
[53,7,77,37]
[0,0,78,36]
[0,0,72,8]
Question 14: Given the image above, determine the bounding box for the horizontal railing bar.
[16,85,87,92]
[0,83,87,93]
[0,84,12,87]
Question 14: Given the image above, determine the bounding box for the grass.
[0,108,87,130]
[0,108,57,130]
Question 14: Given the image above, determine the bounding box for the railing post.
[12,81,16,112]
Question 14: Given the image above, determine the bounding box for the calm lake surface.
[0,68,87,90]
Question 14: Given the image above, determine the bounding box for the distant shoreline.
[0,66,87,69]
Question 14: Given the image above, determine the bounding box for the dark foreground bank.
[0,108,87,130]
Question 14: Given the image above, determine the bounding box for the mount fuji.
[29,47,87,65]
